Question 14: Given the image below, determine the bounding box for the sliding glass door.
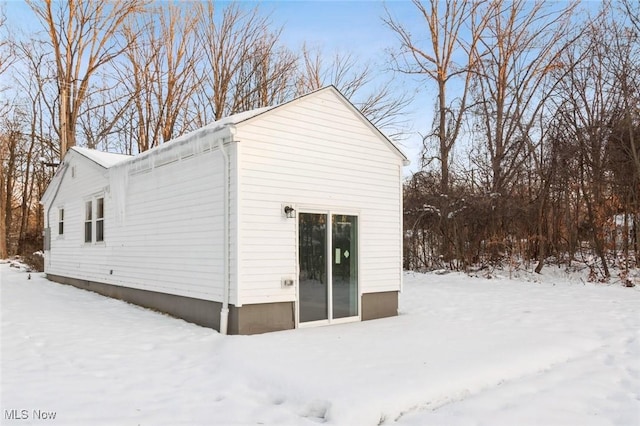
[299,212,358,324]
[331,215,358,319]
[298,213,328,322]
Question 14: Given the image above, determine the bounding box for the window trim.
[83,195,106,245]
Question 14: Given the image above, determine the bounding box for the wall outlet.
[281,278,294,287]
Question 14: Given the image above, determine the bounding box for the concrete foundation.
[46,274,295,335]
[361,291,399,321]
[228,302,295,335]
[45,274,397,333]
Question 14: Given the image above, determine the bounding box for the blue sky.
[263,1,428,167]
[266,1,402,56]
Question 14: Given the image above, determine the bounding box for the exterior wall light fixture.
[284,205,296,219]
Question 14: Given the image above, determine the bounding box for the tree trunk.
[0,162,7,259]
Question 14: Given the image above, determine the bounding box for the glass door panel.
[332,215,358,319]
[299,213,328,323]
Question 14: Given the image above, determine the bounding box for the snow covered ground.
[1,262,639,425]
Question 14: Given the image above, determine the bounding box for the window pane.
[332,215,358,319]
[299,213,328,322]
[97,198,104,219]
[58,208,64,235]
[85,201,92,243]
[96,220,104,242]
[85,221,92,243]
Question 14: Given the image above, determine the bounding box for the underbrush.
[23,251,44,272]
[2,251,44,273]
[410,252,638,287]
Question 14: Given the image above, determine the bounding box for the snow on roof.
[176,105,276,139]
[115,105,278,163]
[209,105,275,128]
[71,146,132,168]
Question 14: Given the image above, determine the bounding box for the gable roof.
[231,86,410,165]
[40,148,130,207]
[143,86,408,166]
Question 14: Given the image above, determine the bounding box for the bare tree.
[231,32,298,113]
[385,0,487,262]
[0,123,9,259]
[1,35,60,259]
[195,1,277,121]
[550,9,630,279]
[296,45,411,138]
[296,46,371,98]
[385,0,485,195]
[608,1,640,270]
[357,81,412,139]
[621,0,640,262]
[0,8,12,258]
[622,0,640,35]
[13,46,49,254]
[121,2,203,152]
[76,81,133,151]
[0,6,16,100]
[26,0,147,159]
[471,0,577,196]
[0,112,27,258]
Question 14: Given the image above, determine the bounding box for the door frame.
[296,207,361,328]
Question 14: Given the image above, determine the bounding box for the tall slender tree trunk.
[17,146,34,254]
[0,162,7,259]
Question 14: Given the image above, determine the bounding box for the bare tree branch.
[26,0,147,159]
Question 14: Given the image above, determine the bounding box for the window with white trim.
[96,197,104,242]
[84,201,92,243]
[58,208,64,235]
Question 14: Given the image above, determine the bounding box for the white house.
[41,86,409,334]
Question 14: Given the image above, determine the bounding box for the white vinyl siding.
[235,89,403,305]
[44,139,236,303]
[105,147,229,301]
[45,151,110,276]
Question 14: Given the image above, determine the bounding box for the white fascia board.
[40,150,77,206]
